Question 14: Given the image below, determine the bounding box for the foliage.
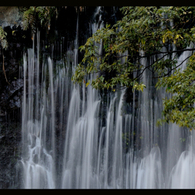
[0,26,9,85]
[156,53,195,130]
[21,6,85,33]
[0,26,8,49]
[21,6,58,32]
[72,6,195,130]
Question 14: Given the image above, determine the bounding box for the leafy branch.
[72,6,195,130]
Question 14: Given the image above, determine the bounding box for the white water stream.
[20,7,195,189]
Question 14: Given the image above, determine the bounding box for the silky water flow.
[20,7,195,189]
[20,32,56,188]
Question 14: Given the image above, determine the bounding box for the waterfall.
[19,7,195,189]
[21,36,56,188]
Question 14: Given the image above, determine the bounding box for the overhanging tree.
[72,6,195,130]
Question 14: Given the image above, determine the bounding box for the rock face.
[0,6,23,189]
[0,122,21,188]
[0,7,21,28]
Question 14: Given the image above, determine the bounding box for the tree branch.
[137,48,195,59]
[2,54,10,85]
[133,53,170,81]
[154,54,192,78]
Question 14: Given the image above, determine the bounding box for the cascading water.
[20,32,56,188]
[19,6,195,189]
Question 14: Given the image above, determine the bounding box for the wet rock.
[0,122,21,188]
[0,79,23,110]
[0,7,22,28]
